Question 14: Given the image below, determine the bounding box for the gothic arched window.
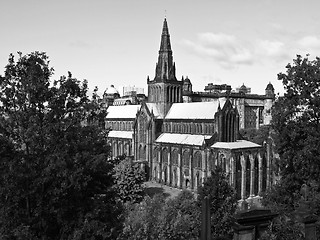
[194,151,202,169]
[162,148,169,165]
[139,113,147,143]
[172,149,179,166]
[182,150,190,167]
[153,147,159,162]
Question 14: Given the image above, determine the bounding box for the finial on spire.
[165,9,167,19]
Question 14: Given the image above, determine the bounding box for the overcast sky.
[1,0,320,96]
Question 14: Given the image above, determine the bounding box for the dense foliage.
[260,215,304,240]
[113,159,146,204]
[261,55,320,239]
[119,167,237,240]
[272,54,320,183]
[0,52,122,239]
[239,125,271,146]
[197,167,238,239]
[119,191,200,240]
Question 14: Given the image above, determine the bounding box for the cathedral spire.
[160,18,171,51]
[154,18,176,82]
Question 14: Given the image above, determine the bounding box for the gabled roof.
[165,100,226,120]
[105,105,140,119]
[156,133,212,146]
[211,140,261,149]
[108,130,133,139]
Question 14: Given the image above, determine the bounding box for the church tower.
[147,18,183,117]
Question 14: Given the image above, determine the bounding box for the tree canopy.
[197,167,238,239]
[113,158,145,204]
[119,167,237,240]
[119,191,200,240]
[261,54,320,239]
[272,54,320,184]
[0,52,122,239]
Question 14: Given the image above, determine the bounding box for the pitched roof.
[211,140,261,149]
[105,105,140,119]
[108,130,133,139]
[165,101,225,120]
[156,133,212,146]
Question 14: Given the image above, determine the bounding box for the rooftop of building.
[105,105,140,119]
[165,100,226,120]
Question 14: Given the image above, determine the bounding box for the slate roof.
[105,105,140,119]
[108,130,133,139]
[165,100,225,120]
[155,133,212,146]
[211,140,261,149]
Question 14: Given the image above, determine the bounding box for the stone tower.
[147,18,183,117]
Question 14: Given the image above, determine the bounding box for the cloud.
[181,32,254,68]
[255,40,291,63]
[258,40,284,56]
[181,31,320,70]
[298,36,320,52]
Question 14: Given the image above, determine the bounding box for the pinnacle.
[162,18,169,36]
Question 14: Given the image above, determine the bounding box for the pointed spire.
[162,18,169,36]
[152,18,176,82]
[159,18,172,52]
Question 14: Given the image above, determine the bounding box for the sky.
[1,0,320,96]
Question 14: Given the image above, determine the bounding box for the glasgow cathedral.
[104,19,276,200]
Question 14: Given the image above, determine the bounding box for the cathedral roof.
[156,133,212,146]
[108,130,133,139]
[105,105,140,119]
[165,101,226,120]
[211,140,261,149]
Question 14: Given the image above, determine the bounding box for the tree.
[272,54,320,183]
[120,168,236,240]
[119,194,166,240]
[197,167,238,240]
[260,215,304,240]
[119,190,201,240]
[113,158,145,204]
[0,52,123,239]
[157,190,201,240]
[260,55,320,239]
[239,125,271,145]
[261,176,301,214]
